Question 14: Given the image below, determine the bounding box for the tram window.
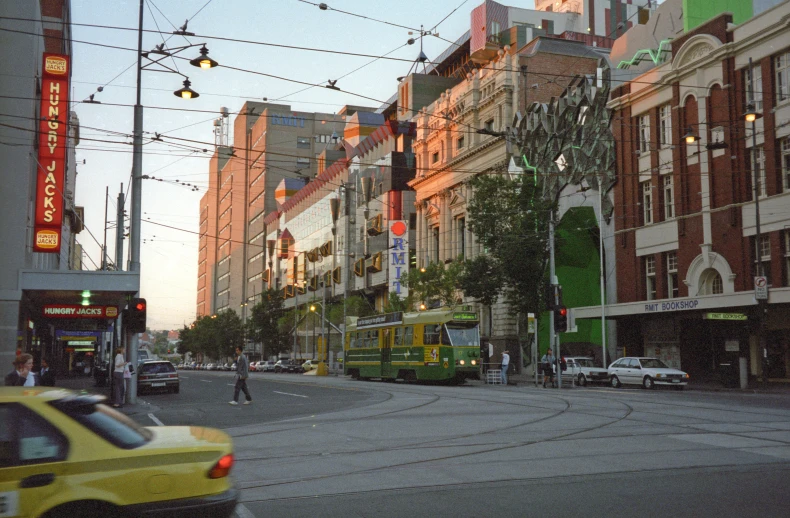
[441,325,451,346]
[383,329,391,347]
[424,325,441,345]
[394,327,403,346]
[403,326,413,346]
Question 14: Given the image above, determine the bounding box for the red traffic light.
[559,308,567,317]
[135,302,146,311]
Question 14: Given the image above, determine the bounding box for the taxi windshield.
[445,324,479,346]
[51,399,152,449]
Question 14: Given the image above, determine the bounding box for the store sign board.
[43,305,118,318]
[705,313,748,321]
[389,220,409,298]
[34,53,70,253]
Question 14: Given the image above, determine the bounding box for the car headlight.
[459,360,465,365]
[655,373,664,378]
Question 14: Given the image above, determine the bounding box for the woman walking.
[113,347,129,407]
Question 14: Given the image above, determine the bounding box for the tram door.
[381,328,392,378]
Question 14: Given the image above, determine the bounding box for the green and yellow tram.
[344,308,482,383]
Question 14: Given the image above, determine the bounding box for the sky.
[70,0,533,330]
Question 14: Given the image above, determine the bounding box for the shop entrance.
[680,317,750,382]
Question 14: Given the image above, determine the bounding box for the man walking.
[501,350,510,385]
[541,348,555,388]
[229,346,252,405]
[39,358,56,386]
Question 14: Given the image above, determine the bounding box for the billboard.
[34,53,70,253]
[389,220,409,298]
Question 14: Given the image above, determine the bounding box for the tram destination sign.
[704,312,748,321]
[452,312,478,321]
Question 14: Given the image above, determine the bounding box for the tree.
[399,260,464,310]
[382,292,408,314]
[247,289,291,359]
[458,254,503,334]
[178,310,244,362]
[466,172,554,319]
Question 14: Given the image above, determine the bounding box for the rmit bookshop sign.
[34,53,70,253]
[43,305,119,319]
[643,299,700,313]
[389,220,409,298]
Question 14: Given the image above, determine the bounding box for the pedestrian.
[229,346,252,405]
[5,353,38,386]
[39,358,56,386]
[501,350,510,385]
[541,348,555,388]
[113,346,129,408]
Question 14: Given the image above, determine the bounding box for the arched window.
[698,268,723,295]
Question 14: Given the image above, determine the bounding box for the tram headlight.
[471,360,476,366]
[459,360,465,365]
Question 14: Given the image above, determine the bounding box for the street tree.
[247,289,291,359]
[399,260,464,310]
[466,172,554,319]
[458,253,503,333]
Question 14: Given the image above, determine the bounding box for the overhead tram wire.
[295,0,420,32]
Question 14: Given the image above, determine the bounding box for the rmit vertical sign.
[389,220,409,298]
[34,53,70,253]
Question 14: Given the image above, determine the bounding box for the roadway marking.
[148,413,164,426]
[234,503,256,518]
[273,391,308,398]
[200,380,212,383]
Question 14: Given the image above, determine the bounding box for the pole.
[749,57,767,389]
[599,179,607,369]
[312,261,316,359]
[127,0,145,403]
[102,186,109,270]
[115,184,124,271]
[549,209,559,389]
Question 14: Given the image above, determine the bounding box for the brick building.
[600,1,790,382]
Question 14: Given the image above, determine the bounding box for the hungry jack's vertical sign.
[34,53,70,253]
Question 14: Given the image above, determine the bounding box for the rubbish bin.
[719,362,738,388]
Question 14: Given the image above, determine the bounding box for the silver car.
[608,357,689,390]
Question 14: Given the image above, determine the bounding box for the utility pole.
[115,184,124,271]
[549,210,559,389]
[102,186,109,270]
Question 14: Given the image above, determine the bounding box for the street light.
[127,0,218,404]
[189,44,218,70]
[682,127,699,144]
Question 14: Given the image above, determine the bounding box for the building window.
[699,268,723,295]
[667,251,679,298]
[659,104,671,147]
[431,151,439,164]
[457,136,465,150]
[638,114,650,153]
[641,180,653,225]
[484,119,494,132]
[746,65,763,111]
[457,217,465,259]
[784,230,790,286]
[776,51,790,103]
[297,137,311,149]
[751,146,766,198]
[645,256,656,301]
[781,137,790,191]
[432,227,440,263]
[756,234,771,285]
[663,175,674,219]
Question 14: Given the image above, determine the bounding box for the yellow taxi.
[0,388,237,517]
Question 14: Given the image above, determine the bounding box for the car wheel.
[172,385,180,394]
[577,374,587,387]
[643,376,654,389]
[610,375,621,388]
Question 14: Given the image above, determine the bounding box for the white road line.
[234,503,256,518]
[273,390,308,398]
[200,380,212,383]
[147,413,164,426]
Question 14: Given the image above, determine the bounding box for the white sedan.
[608,357,689,390]
[562,357,609,386]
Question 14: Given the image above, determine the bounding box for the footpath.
[54,374,154,416]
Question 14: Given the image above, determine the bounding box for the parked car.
[249,362,259,372]
[0,388,238,517]
[137,360,180,394]
[261,360,277,372]
[274,360,304,373]
[608,357,689,389]
[301,359,321,372]
[562,357,609,386]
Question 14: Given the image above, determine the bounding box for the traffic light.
[128,298,147,333]
[554,305,568,333]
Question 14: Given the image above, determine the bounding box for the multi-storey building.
[197,102,349,320]
[596,0,790,382]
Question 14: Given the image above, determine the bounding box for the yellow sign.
[443,361,449,368]
[424,347,438,362]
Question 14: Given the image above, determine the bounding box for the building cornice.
[409,136,505,190]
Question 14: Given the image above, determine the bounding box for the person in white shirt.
[113,347,129,407]
[501,350,510,385]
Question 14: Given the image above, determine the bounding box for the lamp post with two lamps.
[127,0,219,403]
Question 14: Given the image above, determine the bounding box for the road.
[136,372,790,517]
